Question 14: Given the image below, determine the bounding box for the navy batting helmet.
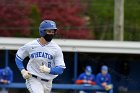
[39,20,57,36]
[85,66,92,73]
[85,66,92,75]
[101,65,108,71]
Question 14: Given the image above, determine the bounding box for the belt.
[32,75,49,82]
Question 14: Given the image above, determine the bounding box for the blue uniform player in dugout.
[76,66,96,93]
[0,66,13,84]
[96,65,113,93]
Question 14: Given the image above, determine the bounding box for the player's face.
[45,30,56,35]
[43,29,56,42]
[101,70,108,76]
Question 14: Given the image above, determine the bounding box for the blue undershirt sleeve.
[15,55,24,71]
[50,66,64,75]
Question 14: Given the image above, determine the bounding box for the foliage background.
[0,0,140,41]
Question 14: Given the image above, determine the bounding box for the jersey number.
[48,62,51,68]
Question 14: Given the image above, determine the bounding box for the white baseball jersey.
[16,39,66,80]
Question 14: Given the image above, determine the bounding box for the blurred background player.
[15,20,66,93]
[96,65,113,93]
[0,66,13,84]
[76,66,96,93]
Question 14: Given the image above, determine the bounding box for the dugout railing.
[0,83,105,91]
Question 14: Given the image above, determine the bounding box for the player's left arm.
[40,47,66,75]
[8,70,13,83]
[107,74,112,84]
[49,66,64,75]
[90,74,96,85]
[39,65,64,75]
[0,70,3,82]
[50,47,66,75]
[105,74,113,90]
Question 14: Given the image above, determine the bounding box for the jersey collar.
[37,38,50,47]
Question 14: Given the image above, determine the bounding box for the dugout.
[0,37,140,93]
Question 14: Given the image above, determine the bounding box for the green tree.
[88,0,140,41]
[124,0,140,41]
[88,0,114,40]
[29,5,41,38]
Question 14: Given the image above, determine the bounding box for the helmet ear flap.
[39,28,46,37]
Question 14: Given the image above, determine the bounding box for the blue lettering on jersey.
[30,52,53,59]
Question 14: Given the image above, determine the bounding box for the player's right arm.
[15,44,28,70]
[15,44,31,79]
[96,73,102,86]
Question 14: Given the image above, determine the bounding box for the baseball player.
[96,65,113,93]
[76,66,96,93]
[0,66,13,84]
[15,20,66,93]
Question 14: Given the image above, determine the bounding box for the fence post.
[74,52,78,93]
[5,49,9,67]
[74,52,78,81]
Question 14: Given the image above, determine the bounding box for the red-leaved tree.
[0,0,31,37]
[28,0,92,39]
[0,0,92,39]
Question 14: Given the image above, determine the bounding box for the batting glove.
[105,84,113,91]
[21,69,31,79]
[39,65,50,73]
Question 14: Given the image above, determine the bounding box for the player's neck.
[39,37,49,45]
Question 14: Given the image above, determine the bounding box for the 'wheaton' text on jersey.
[30,52,53,60]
